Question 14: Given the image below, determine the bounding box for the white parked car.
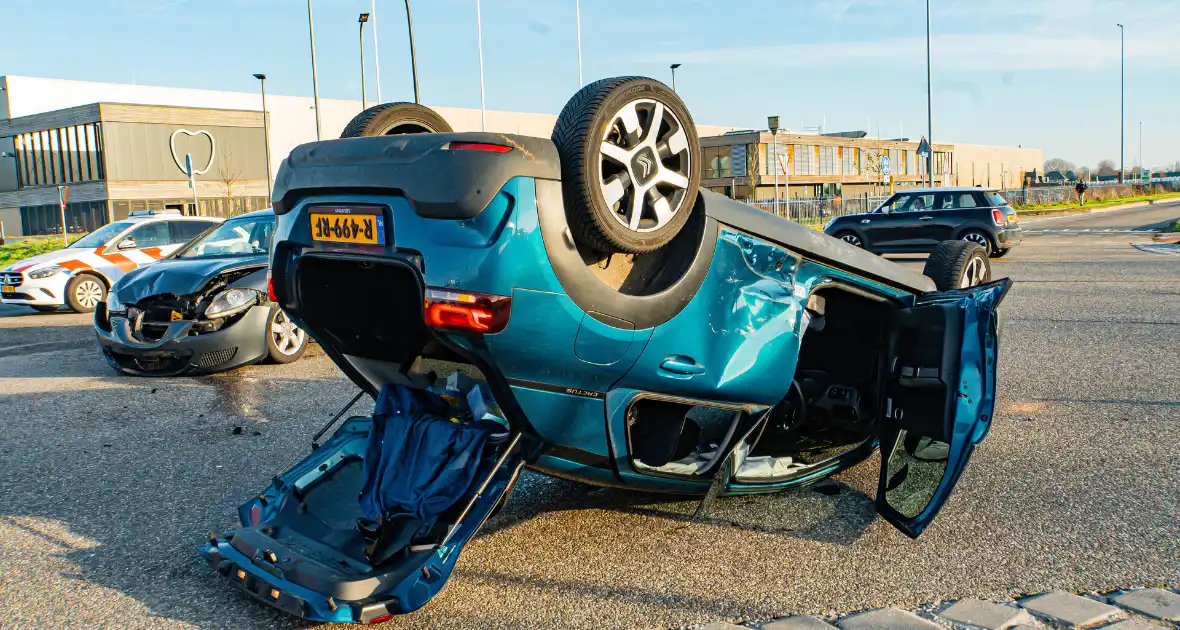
[0,210,221,313]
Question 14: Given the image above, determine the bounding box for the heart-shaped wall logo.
[169,129,217,175]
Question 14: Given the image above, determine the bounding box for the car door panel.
[876,278,1010,538]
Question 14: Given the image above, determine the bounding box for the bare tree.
[744,143,760,202]
[861,148,886,196]
[1043,157,1075,174]
[1096,159,1117,177]
[216,149,243,217]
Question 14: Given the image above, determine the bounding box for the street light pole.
[307,0,322,140]
[476,0,486,131]
[1139,120,1143,173]
[371,0,382,102]
[576,0,583,87]
[768,116,780,215]
[359,13,370,111]
[252,73,273,203]
[1118,23,1124,183]
[670,63,681,92]
[925,0,933,188]
[404,0,420,103]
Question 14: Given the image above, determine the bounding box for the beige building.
[698,131,1042,202]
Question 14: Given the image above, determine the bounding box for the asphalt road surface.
[2,203,1177,629]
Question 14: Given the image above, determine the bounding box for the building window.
[10,122,104,188]
[842,147,860,175]
[700,146,732,179]
[889,149,904,175]
[819,146,838,175]
[792,145,816,175]
[19,200,109,236]
[934,152,948,175]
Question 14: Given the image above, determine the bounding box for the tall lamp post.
[307,0,322,140]
[670,63,681,92]
[1118,23,1124,183]
[404,0,420,103]
[476,0,486,131]
[359,13,371,110]
[371,0,382,102]
[576,0,583,87]
[768,115,780,215]
[252,73,273,203]
[925,0,933,188]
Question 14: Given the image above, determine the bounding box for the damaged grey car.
[95,209,308,375]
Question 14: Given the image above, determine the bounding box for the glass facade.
[842,147,860,175]
[792,145,816,175]
[701,145,732,179]
[819,146,839,175]
[12,123,105,188]
[19,201,109,236]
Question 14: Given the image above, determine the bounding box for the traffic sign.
[882,155,891,176]
[917,136,931,159]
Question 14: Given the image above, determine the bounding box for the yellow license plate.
[310,212,385,245]
[171,310,184,321]
[1,285,14,294]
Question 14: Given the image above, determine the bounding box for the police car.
[0,210,221,313]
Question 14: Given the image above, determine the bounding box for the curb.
[687,587,1180,630]
[1019,199,1172,221]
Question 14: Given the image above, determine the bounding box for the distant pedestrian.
[1075,180,1088,206]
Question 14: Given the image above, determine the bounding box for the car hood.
[112,255,267,302]
[2,247,93,273]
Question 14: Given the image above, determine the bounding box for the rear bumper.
[996,226,1022,249]
[95,304,271,376]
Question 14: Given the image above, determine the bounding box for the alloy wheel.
[959,255,988,288]
[598,98,693,233]
[961,232,990,251]
[271,309,306,355]
[840,233,863,247]
[75,280,104,309]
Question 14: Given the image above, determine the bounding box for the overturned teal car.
[200,77,1010,624]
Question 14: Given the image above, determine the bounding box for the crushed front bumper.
[96,304,271,376]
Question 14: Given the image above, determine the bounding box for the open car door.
[876,278,1011,538]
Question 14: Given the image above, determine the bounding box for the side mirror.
[879,207,890,215]
[117,238,137,250]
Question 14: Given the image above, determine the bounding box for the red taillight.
[266,269,277,302]
[448,141,512,153]
[424,288,511,334]
[992,209,1005,225]
[363,614,395,625]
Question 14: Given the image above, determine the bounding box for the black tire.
[552,76,701,254]
[991,247,1012,258]
[64,273,106,313]
[923,241,991,291]
[264,307,307,364]
[30,305,59,313]
[958,229,994,255]
[833,230,864,248]
[340,102,453,138]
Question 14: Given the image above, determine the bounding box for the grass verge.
[0,236,81,269]
[1015,190,1180,214]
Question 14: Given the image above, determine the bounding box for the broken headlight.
[204,288,261,319]
[105,291,125,314]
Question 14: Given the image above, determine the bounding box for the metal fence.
[997,179,1180,207]
[750,195,889,227]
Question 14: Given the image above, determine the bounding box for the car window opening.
[627,285,893,484]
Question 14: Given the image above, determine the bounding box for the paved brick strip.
[691,588,1180,630]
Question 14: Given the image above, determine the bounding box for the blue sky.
[3,0,1178,169]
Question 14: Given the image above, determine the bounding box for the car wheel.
[340,102,453,138]
[991,247,1012,258]
[65,273,106,313]
[834,231,863,248]
[959,230,993,255]
[265,307,308,364]
[923,241,991,291]
[552,76,701,254]
[30,305,59,313]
